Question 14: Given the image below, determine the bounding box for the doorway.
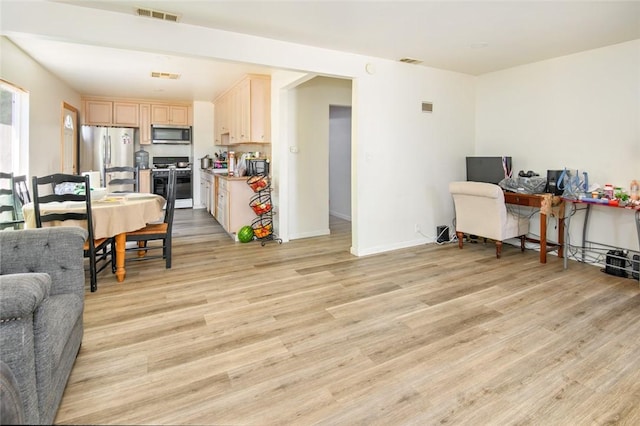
[329,105,352,223]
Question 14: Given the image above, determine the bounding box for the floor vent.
[151,72,181,80]
[137,8,180,22]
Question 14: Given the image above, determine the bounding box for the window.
[0,79,29,175]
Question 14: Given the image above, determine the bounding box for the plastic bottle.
[228,151,235,176]
[631,180,639,201]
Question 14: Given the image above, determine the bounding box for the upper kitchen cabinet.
[151,104,192,126]
[139,103,151,145]
[214,95,229,145]
[214,74,271,145]
[82,99,139,127]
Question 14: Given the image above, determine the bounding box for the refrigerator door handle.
[107,134,112,165]
[102,134,108,166]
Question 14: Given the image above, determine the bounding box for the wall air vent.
[399,57,423,65]
[422,102,433,113]
[136,7,180,22]
[151,72,181,80]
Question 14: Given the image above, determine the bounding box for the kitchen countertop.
[201,169,252,181]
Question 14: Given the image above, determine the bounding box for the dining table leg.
[115,233,126,282]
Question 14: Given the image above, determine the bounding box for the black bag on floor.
[604,250,628,278]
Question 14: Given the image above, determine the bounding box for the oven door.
[152,174,168,198]
[175,174,192,200]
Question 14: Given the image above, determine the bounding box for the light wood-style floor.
[56,209,640,425]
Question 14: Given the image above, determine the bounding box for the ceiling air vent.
[422,102,433,113]
[136,7,180,22]
[151,72,181,80]
[399,57,423,65]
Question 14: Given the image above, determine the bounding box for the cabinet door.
[214,97,229,145]
[250,77,271,143]
[84,100,112,125]
[237,78,251,143]
[151,104,170,124]
[139,104,151,145]
[217,189,228,230]
[200,176,208,212]
[113,102,139,127]
[228,88,239,145]
[217,95,230,145]
[169,105,189,125]
[139,169,151,193]
[151,104,190,125]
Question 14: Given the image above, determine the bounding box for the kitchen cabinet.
[139,169,151,193]
[214,74,271,145]
[216,176,255,239]
[200,171,216,214]
[214,96,229,145]
[82,99,139,126]
[151,104,191,126]
[139,103,151,145]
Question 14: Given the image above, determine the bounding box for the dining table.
[22,192,166,283]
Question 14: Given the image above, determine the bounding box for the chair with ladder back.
[104,166,138,193]
[0,172,24,230]
[32,173,114,291]
[124,167,176,268]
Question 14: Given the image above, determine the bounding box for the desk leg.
[540,212,547,263]
[115,233,126,282]
[558,202,565,259]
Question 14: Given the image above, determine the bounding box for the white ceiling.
[6,0,640,101]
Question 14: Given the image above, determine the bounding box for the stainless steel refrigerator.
[79,126,134,190]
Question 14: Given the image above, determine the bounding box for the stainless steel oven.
[151,156,193,208]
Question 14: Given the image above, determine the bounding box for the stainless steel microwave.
[151,125,192,144]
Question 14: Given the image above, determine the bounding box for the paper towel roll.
[82,171,101,189]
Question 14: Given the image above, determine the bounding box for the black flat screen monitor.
[466,156,512,185]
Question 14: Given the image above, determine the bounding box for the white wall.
[0,37,81,179]
[476,40,640,251]
[329,105,352,220]
[288,77,352,239]
[351,61,476,255]
[192,101,215,208]
[2,1,477,256]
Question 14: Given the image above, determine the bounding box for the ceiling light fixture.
[399,57,423,65]
[151,72,181,80]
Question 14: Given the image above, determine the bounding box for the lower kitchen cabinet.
[216,176,255,240]
[139,169,151,193]
[200,172,216,214]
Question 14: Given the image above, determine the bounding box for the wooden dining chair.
[32,173,114,292]
[124,168,176,268]
[104,166,138,193]
[13,174,31,207]
[0,172,24,230]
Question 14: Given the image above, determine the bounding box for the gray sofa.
[0,227,87,425]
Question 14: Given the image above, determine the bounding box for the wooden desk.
[504,192,565,263]
[23,193,165,282]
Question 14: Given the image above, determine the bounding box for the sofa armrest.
[0,227,86,298]
[0,274,51,321]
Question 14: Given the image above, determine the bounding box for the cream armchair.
[449,181,529,258]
